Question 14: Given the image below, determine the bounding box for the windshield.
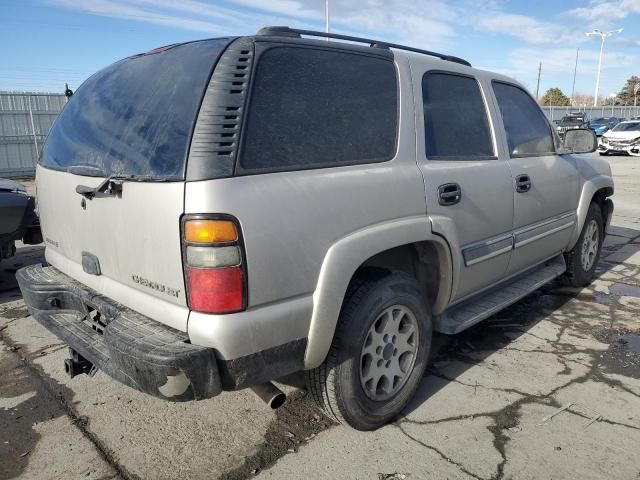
[40,38,232,179]
[591,118,608,124]
[612,122,640,132]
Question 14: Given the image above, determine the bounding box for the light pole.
[535,62,541,101]
[586,28,623,107]
[570,48,579,106]
[325,0,330,34]
[610,93,616,116]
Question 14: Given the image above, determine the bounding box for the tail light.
[182,216,246,314]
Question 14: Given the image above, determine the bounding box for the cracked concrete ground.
[2,153,640,480]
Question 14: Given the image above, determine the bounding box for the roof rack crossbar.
[256,26,471,67]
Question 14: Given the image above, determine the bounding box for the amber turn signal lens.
[184,220,238,243]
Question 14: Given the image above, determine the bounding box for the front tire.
[306,271,432,430]
[562,203,603,287]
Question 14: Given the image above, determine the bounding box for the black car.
[0,179,41,260]
[555,114,588,137]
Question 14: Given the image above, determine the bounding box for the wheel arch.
[304,217,452,369]
[568,175,614,249]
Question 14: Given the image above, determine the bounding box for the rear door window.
[492,81,555,157]
[40,38,231,180]
[239,47,398,172]
[422,72,494,159]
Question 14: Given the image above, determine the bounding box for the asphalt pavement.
[1,153,639,480]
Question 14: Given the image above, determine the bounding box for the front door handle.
[515,174,532,193]
[438,183,461,206]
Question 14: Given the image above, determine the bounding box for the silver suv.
[18,27,613,430]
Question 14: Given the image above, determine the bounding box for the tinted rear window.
[239,47,397,172]
[40,38,231,180]
[422,72,494,159]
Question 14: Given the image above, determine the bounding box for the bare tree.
[571,93,596,107]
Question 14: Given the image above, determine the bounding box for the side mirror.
[563,128,597,154]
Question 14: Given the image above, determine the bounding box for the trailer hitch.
[64,348,98,378]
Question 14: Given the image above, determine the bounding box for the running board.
[434,255,566,334]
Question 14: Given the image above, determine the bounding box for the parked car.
[555,113,589,138]
[588,117,620,136]
[17,26,612,430]
[598,120,640,156]
[0,178,41,261]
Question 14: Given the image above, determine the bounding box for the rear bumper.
[16,264,222,401]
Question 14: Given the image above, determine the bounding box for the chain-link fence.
[541,105,640,122]
[0,92,66,178]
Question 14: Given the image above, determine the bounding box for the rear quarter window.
[238,46,398,173]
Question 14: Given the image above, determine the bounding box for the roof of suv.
[251,27,531,90]
[254,26,471,66]
[137,27,531,92]
[147,26,470,69]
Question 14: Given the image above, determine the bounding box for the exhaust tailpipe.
[250,382,287,409]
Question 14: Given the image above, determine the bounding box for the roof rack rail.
[256,26,471,67]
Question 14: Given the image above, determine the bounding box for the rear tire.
[306,270,432,430]
[562,202,603,287]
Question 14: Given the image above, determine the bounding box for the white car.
[598,120,640,156]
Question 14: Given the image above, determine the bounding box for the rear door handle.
[515,174,532,193]
[438,183,461,206]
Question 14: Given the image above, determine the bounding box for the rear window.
[422,72,494,159]
[40,38,231,180]
[239,47,398,172]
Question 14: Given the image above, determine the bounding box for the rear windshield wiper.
[67,165,173,182]
[67,165,108,177]
[76,177,123,200]
[114,175,172,182]
[75,174,172,200]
